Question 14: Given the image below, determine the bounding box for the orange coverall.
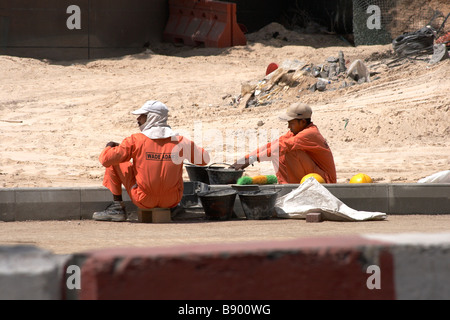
[99,133,210,209]
[247,123,337,184]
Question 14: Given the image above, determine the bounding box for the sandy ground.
[0,23,449,254]
[1,215,450,255]
[0,24,449,186]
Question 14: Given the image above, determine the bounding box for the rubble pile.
[235,51,375,109]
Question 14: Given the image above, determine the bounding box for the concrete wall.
[0,0,168,60]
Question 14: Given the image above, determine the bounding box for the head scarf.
[132,100,178,139]
[139,111,178,139]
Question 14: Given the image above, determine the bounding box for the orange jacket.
[100,133,209,208]
[248,124,337,183]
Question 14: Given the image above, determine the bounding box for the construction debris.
[392,26,436,57]
[429,43,449,64]
[436,31,450,47]
[238,59,309,108]
[347,59,371,82]
[390,15,449,65]
[236,52,376,109]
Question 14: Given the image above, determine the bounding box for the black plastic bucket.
[180,181,209,208]
[207,168,244,185]
[185,165,224,184]
[238,190,278,220]
[198,189,237,220]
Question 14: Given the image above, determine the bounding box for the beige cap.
[279,102,312,121]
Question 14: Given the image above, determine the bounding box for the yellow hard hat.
[349,173,373,183]
[301,173,325,184]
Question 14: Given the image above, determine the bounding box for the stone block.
[138,208,172,223]
[306,212,323,223]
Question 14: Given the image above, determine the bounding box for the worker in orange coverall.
[93,100,210,222]
[231,102,336,184]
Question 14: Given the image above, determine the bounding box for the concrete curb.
[0,183,449,221]
[0,246,70,300]
[0,187,133,222]
[2,232,449,300]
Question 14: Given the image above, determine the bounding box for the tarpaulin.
[275,177,387,221]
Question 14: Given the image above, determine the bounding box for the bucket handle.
[254,188,281,194]
[208,162,233,168]
[184,161,232,168]
[239,188,282,195]
[183,160,205,167]
[198,188,235,196]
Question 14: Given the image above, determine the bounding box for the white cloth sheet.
[275,177,387,221]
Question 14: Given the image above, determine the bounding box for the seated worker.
[93,100,210,222]
[231,102,336,184]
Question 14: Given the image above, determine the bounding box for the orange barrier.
[163,0,247,48]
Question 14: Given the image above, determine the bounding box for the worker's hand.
[230,157,250,171]
[105,141,119,148]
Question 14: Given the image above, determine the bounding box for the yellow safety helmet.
[301,173,325,184]
[349,173,373,183]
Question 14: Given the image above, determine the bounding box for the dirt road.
[1,214,450,255]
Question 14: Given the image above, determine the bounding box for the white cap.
[131,100,168,116]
